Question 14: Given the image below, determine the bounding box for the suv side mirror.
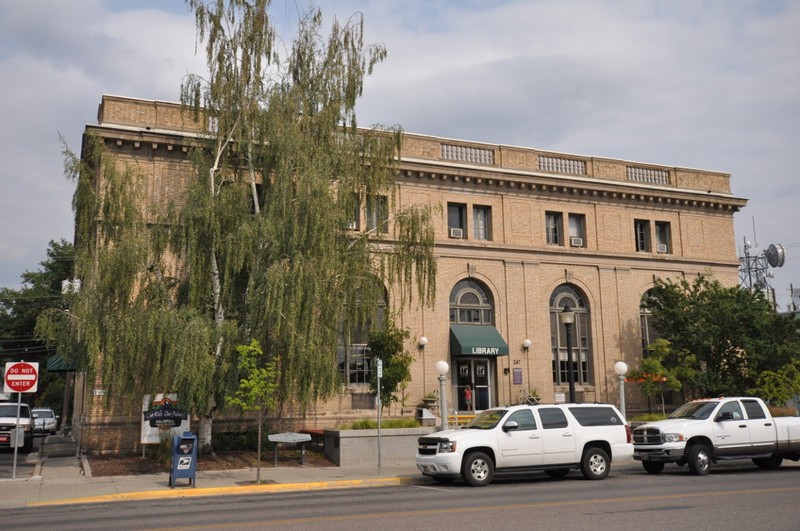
[502,420,519,432]
[716,411,734,422]
[33,413,39,419]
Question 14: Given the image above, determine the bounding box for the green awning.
[449,324,509,356]
[46,355,75,372]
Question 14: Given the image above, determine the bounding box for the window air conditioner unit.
[656,243,668,253]
[449,227,464,239]
[570,237,584,247]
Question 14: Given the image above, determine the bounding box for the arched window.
[449,279,494,325]
[338,283,387,386]
[640,289,658,358]
[550,285,592,385]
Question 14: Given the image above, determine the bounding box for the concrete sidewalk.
[0,452,423,509]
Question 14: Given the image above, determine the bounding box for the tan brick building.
[74,95,746,451]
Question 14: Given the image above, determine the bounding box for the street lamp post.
[614,361,628,420]
[436,360,450,431]
[558,305,577,403]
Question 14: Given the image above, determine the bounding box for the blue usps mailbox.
[169,431,197,487]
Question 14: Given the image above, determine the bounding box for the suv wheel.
[462,451,494,487]
[580,447,610,480]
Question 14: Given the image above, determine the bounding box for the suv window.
[0,404,31,418]
[568,406,624,426]
[539,407,569,429]
[506,409,537,430]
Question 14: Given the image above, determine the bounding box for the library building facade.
[73,95,746,451]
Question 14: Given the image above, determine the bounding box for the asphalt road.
[4,459,799,530]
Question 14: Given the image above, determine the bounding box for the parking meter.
[169,431,197,487]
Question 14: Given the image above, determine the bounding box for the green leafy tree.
[37,1,436,451]
[627,339,682,414]
[1,239,74,415]
[749,360,800,406]
[368,320,413,413]
[644,276,800,397]
[226,339,277,483]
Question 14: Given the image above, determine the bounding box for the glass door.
[455,358,493,412]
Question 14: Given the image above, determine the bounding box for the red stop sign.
[4,362,39,393]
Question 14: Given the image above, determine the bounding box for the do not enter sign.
[4,362,39,394]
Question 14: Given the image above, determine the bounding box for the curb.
[80,453,92,477]
[27,475,419,507]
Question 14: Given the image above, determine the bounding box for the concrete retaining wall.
[323,427,436,467]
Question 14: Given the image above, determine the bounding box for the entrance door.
[455,358,493,412]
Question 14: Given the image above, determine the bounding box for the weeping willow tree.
[37,0,436,451]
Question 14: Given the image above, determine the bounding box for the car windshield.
[466,409,507,429]
[35,410,54,418]
[668,401,718,420]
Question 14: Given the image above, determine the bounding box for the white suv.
[32,407,58,435]
[416,403,632,486]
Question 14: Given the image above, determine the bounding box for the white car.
[32,407,58,435]
[416,402,632,486]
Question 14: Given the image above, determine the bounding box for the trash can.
[169,431,197,487]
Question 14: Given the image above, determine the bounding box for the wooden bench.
[299,428,325,448]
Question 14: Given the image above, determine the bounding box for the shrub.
[630,412,668,422]
[346,418,421,429]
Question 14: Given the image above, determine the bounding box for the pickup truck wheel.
[580,447,610,480]
[642,461,665,474]
[544,468,570,479]
[462,452,494,487]
[687,444,711,475]
[752,456,783,469]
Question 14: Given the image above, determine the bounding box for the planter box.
[323,426,436,467]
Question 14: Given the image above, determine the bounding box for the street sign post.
[4,361,38,480]
[4,361,39,394]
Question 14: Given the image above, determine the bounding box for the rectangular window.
[539,408,569,429]
[338,344,373,385]
[545,212,563,245]
[568,407,625,427]
[655,221,671,254]
[742,399,767,419]
[473,205,492,241]
[634,219,651,252]
[366,195,388,233]
[448,203,466,238]
[568,213,586,247]
[346,193,360,230]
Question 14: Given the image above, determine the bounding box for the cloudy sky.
[1,0,798,309]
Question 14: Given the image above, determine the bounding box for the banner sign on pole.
[141,394,190,444]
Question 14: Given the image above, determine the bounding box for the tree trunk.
[198,395,216,453]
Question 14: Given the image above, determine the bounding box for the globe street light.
[558,304,576,403]
[614,361,629,420]
[436,360,450,431]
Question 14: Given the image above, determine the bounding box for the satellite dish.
[765,243,786,268]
